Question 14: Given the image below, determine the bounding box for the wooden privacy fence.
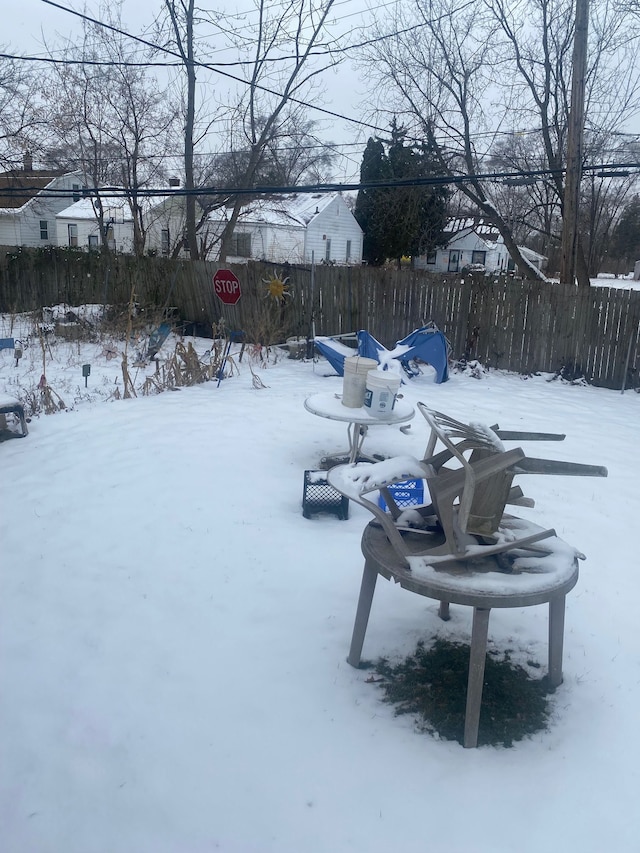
[1,247,639,390]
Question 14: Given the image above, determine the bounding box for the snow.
[329,456,427,495]
[1,319,639,853]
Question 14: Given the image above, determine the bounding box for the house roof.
[57,196,133,223]
[209,192,345,229]
[0,169,70,210]
[518,245,547,262]
[286,193,336,224]
[444,217,501,240]
[57,190,181,222]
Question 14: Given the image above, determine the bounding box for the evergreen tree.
[354,137,390,266]
[354,121,448,267]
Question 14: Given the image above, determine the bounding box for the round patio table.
[304,391,415,464]
[346,519,580,748]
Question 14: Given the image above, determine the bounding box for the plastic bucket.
[364,370,401,417]
[342,356,378,407]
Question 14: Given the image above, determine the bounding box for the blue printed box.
[378,479,425,512]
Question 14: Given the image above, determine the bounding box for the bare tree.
[360,0,640,283]
[0,52,41,169]
[40,3,175,255]
[214,0,340,263]
[160,0,341,260]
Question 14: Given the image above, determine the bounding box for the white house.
[55,189,187,256]
[143,191,191,258]
[414,218,510,273]
[54,190,364,264]
[0,155,85,248]
[414,218,546,275]
[56,196,135,253]
[208,193,363,265]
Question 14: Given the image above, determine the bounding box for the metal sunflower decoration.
[263,272,291,303]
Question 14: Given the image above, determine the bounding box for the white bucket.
[364,370,401,417]
[342,356,379,407]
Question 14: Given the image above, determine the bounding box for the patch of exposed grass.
[374,638,553,747]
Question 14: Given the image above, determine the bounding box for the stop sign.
[213,269,242,305]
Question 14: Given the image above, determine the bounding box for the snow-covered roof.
[286,193,336,224]
[518,245,547,262]
[209,193,341,229]
[57,196,133,222]
[444,218,500,239]
[56,190,181,222]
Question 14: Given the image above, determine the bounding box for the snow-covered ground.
[1,314,638,852]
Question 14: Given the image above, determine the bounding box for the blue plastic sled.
[315,326,449,383]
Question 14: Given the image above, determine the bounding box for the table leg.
[347,423,368,464]
[548,594,566,688]
[464,607,491,748]
[347,560,378,667]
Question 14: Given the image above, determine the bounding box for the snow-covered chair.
[416,405,607,551]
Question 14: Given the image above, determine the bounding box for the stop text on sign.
[213,269,242,305]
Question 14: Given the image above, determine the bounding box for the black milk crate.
[302,470,349,520]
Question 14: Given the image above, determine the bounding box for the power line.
[40,0,389,135]
[3,161,639,201]
[23,0,640,164]
[0,51,182,68]
[38,0,474,137]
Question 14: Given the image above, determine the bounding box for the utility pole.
[560,0,589,285]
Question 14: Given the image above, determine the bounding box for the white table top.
[304,391,415,426]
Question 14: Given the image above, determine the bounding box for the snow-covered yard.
[1,317,638,852]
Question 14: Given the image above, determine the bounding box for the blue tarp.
[314,326,449,383]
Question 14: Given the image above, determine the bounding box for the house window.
[39,220,48,240]
[161,229,170,256]
[106,226,115,252]
[68,224,78,247]
[346,240,351,262]
[72,184,81,203]
[231,232,251,257]
[472,250,486,266]
[325,238,331,262]
[426,250,437,265]
[88,235,99,250]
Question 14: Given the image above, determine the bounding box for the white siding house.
[143,194,192,258]
[0,158,85,248]
[414,219,510,273]
[414,218,547,275]
[56,188,195,257]
[208,193,363,264]
[53,190,364,264]
[56,197,135,253]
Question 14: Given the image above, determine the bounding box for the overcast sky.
[6,0,639,185]
[5,0,374,183]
